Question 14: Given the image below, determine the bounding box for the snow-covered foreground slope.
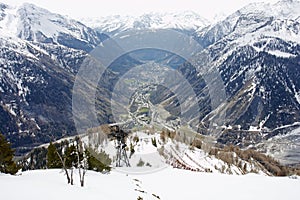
[1,169,299,200]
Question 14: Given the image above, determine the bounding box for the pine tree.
[46,142,62,168]
[0,132,19,175]
[65,144,77,168]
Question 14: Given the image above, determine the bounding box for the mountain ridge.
[81,10,210,36]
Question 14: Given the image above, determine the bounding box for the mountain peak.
[280,0,298,2]
[238,0,300,19]
[81,11,210,36]
[0,2,8,9]
[0,2,104,51]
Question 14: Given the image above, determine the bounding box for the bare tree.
[76,138,88,187]
[78,154,88,187]
[56,151,73,185]
[55,137,89,187]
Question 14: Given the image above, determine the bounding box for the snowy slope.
[77,130,275,175]
[0,169,299,200]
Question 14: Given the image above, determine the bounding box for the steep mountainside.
[190,0,300,164]
[198,1,300,133]
[0,3,109,154]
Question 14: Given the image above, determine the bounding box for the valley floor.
[0,168,299,200]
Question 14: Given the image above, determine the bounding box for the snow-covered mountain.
[0,3,110,154]
[114,0,300,164]
[0,0,300,167]
[81,11,210,36]
[195,0,300,125]
[0,3,104,51]
[196,0,300,47]
[187,0,300,164]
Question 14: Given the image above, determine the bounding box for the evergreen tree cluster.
[0,133,19,175]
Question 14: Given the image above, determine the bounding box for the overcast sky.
[2,0,279,20]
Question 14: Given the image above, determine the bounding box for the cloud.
[1,0,279,20]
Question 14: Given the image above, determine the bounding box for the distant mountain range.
[81,10,209,35]
[0,1,299,165]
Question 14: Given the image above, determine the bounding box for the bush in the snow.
[160,130,166,143]
[137,158,145,167]
[129,143,135,158]
[191,139,202,149]
[151,138,157,147]
[133,135,139,143]
[86,148,111,172]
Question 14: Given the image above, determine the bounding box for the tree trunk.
[70,168,74,185]
[56,151,72,185]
